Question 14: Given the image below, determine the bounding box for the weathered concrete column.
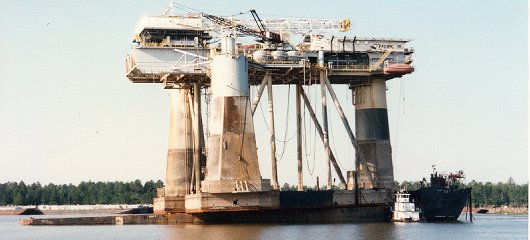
[192,84,201,194]
[153,88,193,214]
[165,88,193,196]
[352,79,394,189]
[201,34,270,193]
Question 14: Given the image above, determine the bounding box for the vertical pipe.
[318,51,325,68]
[193,84,201,194]
[355,152,360,204]
[267,77,279,190]
[296,84,303,191]
[320,71,332,190]
[198,106,206,181]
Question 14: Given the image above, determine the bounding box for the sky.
[0,0,527,185]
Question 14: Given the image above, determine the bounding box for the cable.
[276,85,292,162]
[328,100,348,172]
[172,2,251,18]
[256,88,297,143]
[346,90,353,170]
[302,86,316,176]
[393,78,405,161]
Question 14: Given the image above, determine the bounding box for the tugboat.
[392,191,421,222]
[410,166,472,222]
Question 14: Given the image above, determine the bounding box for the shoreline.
[473,206,528,215]
[2,204,528,216]
[0,204,150,215]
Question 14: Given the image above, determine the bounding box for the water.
[0,214,527,240]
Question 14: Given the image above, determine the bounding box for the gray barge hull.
[20,205,389,225]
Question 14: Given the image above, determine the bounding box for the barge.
[410,170,472,222]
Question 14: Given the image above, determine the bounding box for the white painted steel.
[300,36,412,53]
[318,51,324,67]
[287,50,301,61]
[128,48,209,75]
[210,55,249,97]
[252,50,270,63]
[271,51,288,61]
[134,16,204,35]
[220,34,237,55]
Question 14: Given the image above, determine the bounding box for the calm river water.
[0,214,527,240]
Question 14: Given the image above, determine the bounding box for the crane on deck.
[201,10,282,44]
[200,9,350,47]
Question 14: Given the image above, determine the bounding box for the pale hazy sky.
[0,1,527,185]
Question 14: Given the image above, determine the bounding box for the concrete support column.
[165,88,193,197]
[353,79,394,189]
[192,84,201,194]
[202,34,270,193]
[154,88,193,214]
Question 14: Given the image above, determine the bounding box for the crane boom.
[237,18,350,35]
[201,12,283,43]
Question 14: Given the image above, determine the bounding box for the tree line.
[281,179,528,208]
[0,180,163,206]
[0,179,526,207]
[396,179,527,207]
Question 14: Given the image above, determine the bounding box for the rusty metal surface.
[191,205,390,223]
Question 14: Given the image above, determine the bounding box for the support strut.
[299,87,346,185]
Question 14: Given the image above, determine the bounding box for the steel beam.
[299,87,346,185]
[320,71,332,189]
[324,75,376,187]
[251,73,270,116]
[267,76,279,190]
[296,84,303,191]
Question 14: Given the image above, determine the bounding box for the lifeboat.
[384,63,414,75]
[19,218,34,225]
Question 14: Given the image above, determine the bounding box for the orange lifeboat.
[384,64,414,75]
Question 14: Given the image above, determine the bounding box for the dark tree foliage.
[0,180,164,205]
[467,180,528,207]
[1,179,526,207]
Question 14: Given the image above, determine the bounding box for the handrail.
[329,64,370,71]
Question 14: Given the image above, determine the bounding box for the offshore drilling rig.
[125,3,414,223]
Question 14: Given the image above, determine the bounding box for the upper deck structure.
[125,15,414,88]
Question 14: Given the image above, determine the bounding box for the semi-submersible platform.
[124,4,415,223]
